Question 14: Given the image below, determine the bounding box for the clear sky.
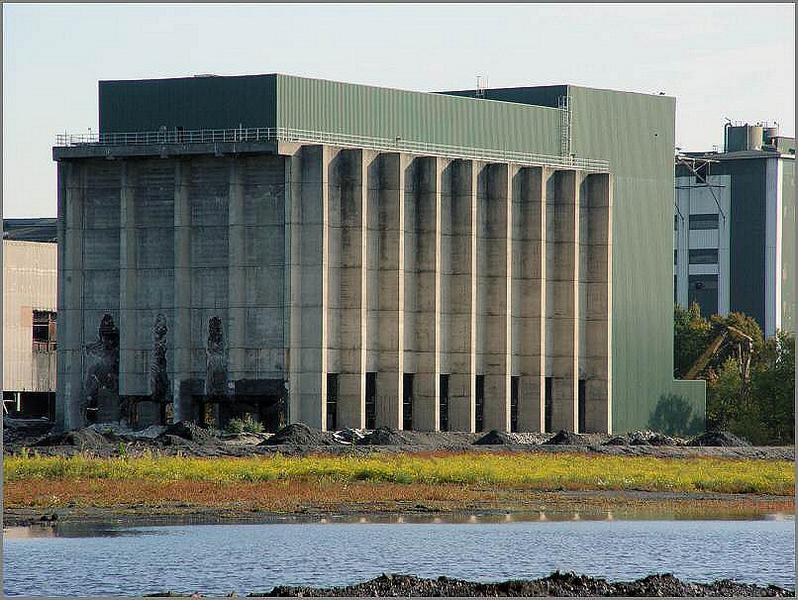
[3,3,795,217]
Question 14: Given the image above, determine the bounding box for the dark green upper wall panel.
[276,75,562,155]
[99,74,278,132]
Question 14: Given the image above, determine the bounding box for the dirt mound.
[262,423,331,446]
[361,427,411,446]
[626,430,683,446]
[262,571,793,597]
[160,421,216,444]
[34,427,113,450]
[473,430,515,445]
[689,430,751,447]
[544,430,589,446]
[603,436,627,446]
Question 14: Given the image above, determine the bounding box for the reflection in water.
[3,516,795,597]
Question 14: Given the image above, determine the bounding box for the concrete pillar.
[227,159,245,384]
[287,145,329,429]
[547,170,581,431]
[375,153,405,429]
[335,149,368,428]
[447,160,477,431]
[412,156,442,431]
[583,173,613,433]
[513,167,549,432]
[481,163,512,432]
[173,160,192,422]
[118,162,137,405]
[57,162,86,430]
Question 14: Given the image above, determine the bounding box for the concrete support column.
[375,153,405,429]
[514,167,548,432]
[413,157,442,431]
[447,160,477,432]
[287,145,329,429]
[547,170,581,431]
[481,163,512,432]
[173,160,192,422]
[583,173,613,433]
[57,162,86,430]
[336,149,368,428]
[118,162,137,406]
[227,159,245,383]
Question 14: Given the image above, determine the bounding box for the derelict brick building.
[53,74,705,433]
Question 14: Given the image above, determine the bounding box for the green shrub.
[226,414,264,434]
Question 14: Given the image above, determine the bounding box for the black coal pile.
[34,427,114,450]
[361,427,410,446]
[544,430,589,446]
[159,421,216,444]
[261,423,333,446]
[603,436,627,446]
[473,430,515,446]
[257,572,794,597]
[689,430,751,447]
[627,430,683,446]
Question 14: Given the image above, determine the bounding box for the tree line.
[674,303,794,445]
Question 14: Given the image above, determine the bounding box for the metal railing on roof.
[55,127,610,172]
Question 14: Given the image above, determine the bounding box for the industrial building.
[675,124,795,335]
[53,74,705,433]
[3,219,58,418]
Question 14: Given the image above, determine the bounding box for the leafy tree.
[749,331,795,444]
[673,303,712,377]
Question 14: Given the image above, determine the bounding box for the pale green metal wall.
[275,75,561,155]
[781,158,795,333]
[566,87,705,433]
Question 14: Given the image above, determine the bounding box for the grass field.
[5,452,794,495]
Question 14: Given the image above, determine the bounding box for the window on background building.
[475,375,485,432]
[689,248,719,264]
[688,275,719,316]
[326,373,338,431]
[689,213,719,230]
[674,214,679,231]
[674,249,677,265]
[439,374,449,432]
[403,374,414,431]
[32,310,57,352]
[365,372,376,430]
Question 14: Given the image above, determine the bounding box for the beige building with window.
[3,220,58,418]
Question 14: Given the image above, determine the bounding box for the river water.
[3,514,794,596]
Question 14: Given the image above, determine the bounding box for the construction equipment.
[684,323,754,382]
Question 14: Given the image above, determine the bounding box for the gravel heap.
[159,421,216,444]
[261,423,334,446]
[361,427,411,446]
[34,427,114,450]
[259,572,794,597]
[544,430,590,446]
[688,430,751,447]
[473,429,516,446]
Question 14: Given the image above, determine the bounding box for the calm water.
[3,515,795,597]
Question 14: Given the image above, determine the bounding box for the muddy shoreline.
[5,489,793,527]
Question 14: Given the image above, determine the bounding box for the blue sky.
[3,3,795,217]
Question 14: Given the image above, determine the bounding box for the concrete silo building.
[53,74,705,433]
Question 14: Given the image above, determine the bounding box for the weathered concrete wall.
[57,146,612,432]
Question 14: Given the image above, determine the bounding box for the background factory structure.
[53,74,705,434]
[675,124,795,336]
[3,219,59,419]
